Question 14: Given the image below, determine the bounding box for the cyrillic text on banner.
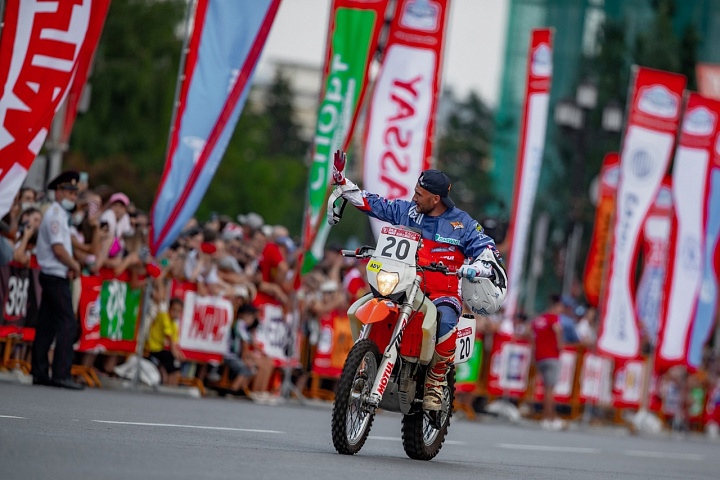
[0,0,110,217]
[362,0,450,239]
[150,0,281,255]
[501,28,553,320]
[596,67,686,360]
[656,92,720,372]
[301,0,390,273]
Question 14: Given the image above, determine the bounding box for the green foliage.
[436,90,497,219]
[635,0,681,72]
[197,75,309,233]
[67,0,185,207]
[264,71,309,158]
[65,1,311,237]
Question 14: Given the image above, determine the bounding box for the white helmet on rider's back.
[462,248,507,316]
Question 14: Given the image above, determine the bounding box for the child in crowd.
[146,297,185,385]
[224,302,260,394]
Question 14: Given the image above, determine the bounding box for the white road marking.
[625,450,704,461]
[0,415,25,419]
[497,444,599,454]
[91,420,283,434]
[370,436,464,445]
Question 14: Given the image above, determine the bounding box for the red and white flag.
[597,66,686,360]
[634,176,672,344]
[583,153,620,308]
[0,0,110,216]
[655,92,720,372]
[362,0,450,238]
[502,28,553,320]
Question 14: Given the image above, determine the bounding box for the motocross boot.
[423,328,457,412]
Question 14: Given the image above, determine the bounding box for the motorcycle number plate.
[455,315,476,364]
[375,227,420,263]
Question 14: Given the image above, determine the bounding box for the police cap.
[47,171,80,191]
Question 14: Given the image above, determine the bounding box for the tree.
[264,70,309,158]
[66,0,186,208]
[436,90,497,221]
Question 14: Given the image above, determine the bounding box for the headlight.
[376,270,400,296]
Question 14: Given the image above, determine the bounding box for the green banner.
[301,4,386,274]
[456,338,484,385]
[99,280,141,341]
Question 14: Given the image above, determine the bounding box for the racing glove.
[458,259,493,281]
[332,149,347,185]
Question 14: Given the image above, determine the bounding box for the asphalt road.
[1,381,718,480]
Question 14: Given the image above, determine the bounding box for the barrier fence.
[1,261,718,430]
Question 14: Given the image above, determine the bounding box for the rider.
[330,150,506,412]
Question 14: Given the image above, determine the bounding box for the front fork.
[366,275,422,408]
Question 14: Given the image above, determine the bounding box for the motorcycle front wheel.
[401,366,455,461]
[331,339,381,455]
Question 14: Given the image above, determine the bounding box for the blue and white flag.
[150,0,281,255]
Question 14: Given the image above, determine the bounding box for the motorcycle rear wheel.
[331,339,381,455]
[401,366,455,461]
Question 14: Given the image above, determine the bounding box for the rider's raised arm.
[334,177,413,225]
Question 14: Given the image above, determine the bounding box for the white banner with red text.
[656,92,720,372]
[363,0,450,238]
[0,0,109,217]
[597,67,686,360]
[178,291,233,364]
[502,28,554,320]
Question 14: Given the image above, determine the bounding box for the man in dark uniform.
[31,171,84,390]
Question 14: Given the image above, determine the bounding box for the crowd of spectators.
[0,175,370,404]
[2,177,718,427]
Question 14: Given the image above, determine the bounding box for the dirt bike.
[330,225,476,460]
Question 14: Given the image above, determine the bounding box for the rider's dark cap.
[47,170,79,191]
[418,169,455,209]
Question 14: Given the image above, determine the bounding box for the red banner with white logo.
[0,0,110,216]
[486,332,532,398]
[597,67,686,360]
[502,28,553,320]
[362,0,450,238]
[583,153,620,307]
[655,92,720,373]
[635,177,672,344]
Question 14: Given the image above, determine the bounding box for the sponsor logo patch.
[450,221,464,230]
[367,261,382,273]
[435,234,460,246]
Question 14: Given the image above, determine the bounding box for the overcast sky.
[259,0,510,107]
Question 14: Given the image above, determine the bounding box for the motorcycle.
[329,224,476,460]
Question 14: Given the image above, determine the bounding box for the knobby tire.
[331,339,380,455]
[401,366,455,460]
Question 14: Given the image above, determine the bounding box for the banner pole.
[130,277,155,390]
[162,0,195,164]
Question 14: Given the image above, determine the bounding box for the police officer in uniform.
[31,171,84,390]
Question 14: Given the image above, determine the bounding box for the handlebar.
[341,246,375,259]
[423,262,458,275]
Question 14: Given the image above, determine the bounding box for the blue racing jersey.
[351,190,501,299]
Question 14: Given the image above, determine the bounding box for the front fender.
[348,294,398,340]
